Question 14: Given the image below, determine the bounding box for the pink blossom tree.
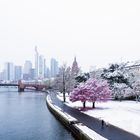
[85,79,111,108]
[69,79,111,108]
[69,83,91,108]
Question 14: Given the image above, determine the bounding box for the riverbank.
[46,95,107,140]
[56,92,140,139]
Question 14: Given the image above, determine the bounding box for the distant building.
[0,71,5,81]
[4,62,14,81]
[35,46,46,79]
[71,57,79,76]
[24,60,32,74]
[15,66,22,80]
[45,67,50,78]
[124,60,140,81]
[44,58,47,78]
[23,73,30,80]
[39,55,45,79]
[29,68,35,80]
[35,46,39,79]
[50,58,59,77]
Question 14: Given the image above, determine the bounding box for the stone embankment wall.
[46,95,94,140]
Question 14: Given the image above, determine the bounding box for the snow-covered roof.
[125,60,140,68]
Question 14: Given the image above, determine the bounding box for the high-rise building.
[23,60,32,80]
[15,66,22,80]
[0,71,5,81]
[44,59,50,79]
[45,67,50,78]
[35,46,39,79]
[39,55,45,79]
[29,68,35,80]
[50,58,59,77]
[24,60,32,74]
[4,62,14,81]
[44,58,47,78]
[35,46,46,79]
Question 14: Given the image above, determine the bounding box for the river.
[0,88,75,140]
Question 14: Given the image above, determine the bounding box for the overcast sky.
[0,0,140,72]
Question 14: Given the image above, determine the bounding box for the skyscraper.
[50,58,59,77]
[24,60,32,74]
[4,62,14,81]
[39,55,45,79]
[35,46,39,79]
[15,66,22,80]
[45,67,50,78]
[22,60,32,80]
[0,71,5,81]
[29,68,35,80]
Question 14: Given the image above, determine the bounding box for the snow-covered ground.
[57,93,140,137]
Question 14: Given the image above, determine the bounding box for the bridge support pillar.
[18,80,25,92]
[18,87,25,92]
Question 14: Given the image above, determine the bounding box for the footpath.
[48,92,140,140]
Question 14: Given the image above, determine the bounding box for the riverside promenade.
[49,91,140,140]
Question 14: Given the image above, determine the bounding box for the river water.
[0,88,75,140]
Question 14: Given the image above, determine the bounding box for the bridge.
[0,80,48,92]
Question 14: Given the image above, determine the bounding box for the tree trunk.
[63,91,66,102]
[63,70,66,102]
[136,95,138,102]
[83,102,86,108]
[92,102,95,108]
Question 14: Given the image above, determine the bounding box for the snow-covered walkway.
[57,93,140,138]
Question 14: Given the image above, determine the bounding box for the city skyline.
[0,47,60,80]
[0,0,140,72]
[0,47,59,72]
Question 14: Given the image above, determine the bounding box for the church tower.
[71,57,79,76]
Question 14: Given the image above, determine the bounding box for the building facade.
[35,46,39,79]
[50,58,59,77]
[24,60,32,74]
[15,66,22,80]
[39,55,45,79]
[4,62,14,81]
